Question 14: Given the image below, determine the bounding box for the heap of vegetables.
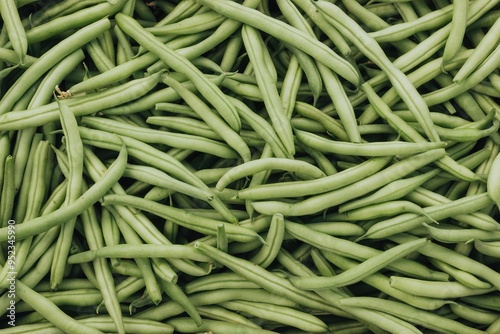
[0,0,499,333]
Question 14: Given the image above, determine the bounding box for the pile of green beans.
[0,0,499,333]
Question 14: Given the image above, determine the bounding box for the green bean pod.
[290,237,429,289]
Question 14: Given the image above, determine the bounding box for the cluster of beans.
[0,0,499,333]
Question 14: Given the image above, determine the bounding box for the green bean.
[222,300,329,332]
[474,240,500,258]
[15,280,103,334]
[147,11,225,35]
[330,200,438,224]
[428,258,493,290]
[102,194,262,243]
[196,305,261,329]
[185,273,260,294]
[441,0,468,69]
[0,0,28,63]
[487,150,500,208]
[123,163,214,202]
[161,73,251,162]
[68,244,212,264]
[276,248,423,334]
[423,222,500,243]
[230,96,291,159]
[82,116,237,159]
[0,156,15,229]
[153,0,200,26]
[0,18,110,116]
[390,276,495,299]
[406,187,500,231]
[361,193,494,240]
[166,317,277,334]
[290,237,429,289]
[247,213,285,268]
[368,3,453,42]
[216,158,326,191]
[424,44,500,106]
[251,149,446,216]
[105,208,163,305]
[0,139,126,242]
[451,302,499,326]
[241,25,295,155]
[338,170,439,212]
[0,71,161,131]
[286,220,446,280]
[314,0,440,142]
[193,242,350,315]
[78,204,125,334]
[135,287,299,320]
[291,0,351,57]
[115,13,241,132]
[158,279,202,327]
[338,297,486,334]
[294,101,349,141]
[321,251,450,311]
[196,0,359,85]
[295,128,446,156]
[0,140,49,288]
[455,16,500,81]
[12,132,42,223]
[237,155,391,200]
[390,233,500,290]
[50,100,84,291]
[275,0,324,103]
[81,147,206,278]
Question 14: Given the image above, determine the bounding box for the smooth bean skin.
[0,18,111,116]
[251,149,446,216]
[237,155,391,200]
[0,141,127,242]
[195,0,360,86]
[295,128,447,156]
[289,237,429,289]
[101,194,263,243]
[216,158,326,191]
[338,297,486,334]
[115,13,241,133]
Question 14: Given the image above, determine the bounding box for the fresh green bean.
[237,155,391,200]
[429,258,492,291]
[314,0,440,142]
[0,140,127,242]
[101,194,262,243]
[441,0,468,69]
[251,149,446,216]
[295,128,446,156]
[0,0,28,63]
[216,158,326,191]
[321,251,451,311]
[390,233,500,290]
[0,18,110,116]
[222,300,329,332]
[116,13,241,132]
[15,280,103,334]
[147,11,225,35]
[161,73,251,162]
[361,193,494,240]
[390,276,495,299]
[193,242,351,315]
[68,244,212,264]
[290,237,429,289]
[338,297,486,334]
[195,0,359,85]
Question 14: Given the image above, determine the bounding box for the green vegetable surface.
[0,0,499,333]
